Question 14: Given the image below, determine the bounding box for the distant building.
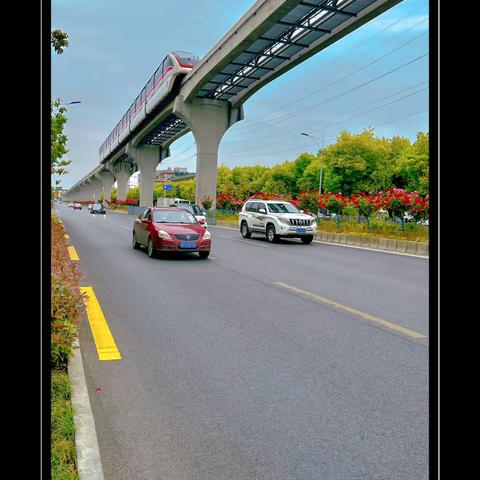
[154,167,193,183]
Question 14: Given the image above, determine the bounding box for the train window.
[146,74,154,95]
[154,60,164,84]
[141,87,146,103]
[164,56,173,70]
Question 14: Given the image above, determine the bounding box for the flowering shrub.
[409,193,429,221]
[111,198,138,206]
[358,197,376,224]
[51,215,83,368]
[216,194,243,212]
[326,196,345,215]
[298,191,320,214]
[247,192,292,202]
[200,195,213,210]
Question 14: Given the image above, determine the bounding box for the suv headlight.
[278,217,291,226]
[203,230,211,240]
[158,229,172,239]
[310,218,317,226]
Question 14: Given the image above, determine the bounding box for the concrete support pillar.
[173,96,244,224]
[113,162,135,201]
[88,178,103,202]
[126,144,168,207]
[98,171,116,203]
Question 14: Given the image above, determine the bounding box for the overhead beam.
[299,1,357,17]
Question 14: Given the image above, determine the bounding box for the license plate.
[296,228,307,233]
[180,241,197,249]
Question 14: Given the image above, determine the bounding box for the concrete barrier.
[406,241,417,254]
[396,240,407,253]
[389,239,399,251]
[416,242,429,256]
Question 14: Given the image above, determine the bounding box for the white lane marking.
[119,226,130,230]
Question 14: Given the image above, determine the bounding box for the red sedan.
[132,207,211,258]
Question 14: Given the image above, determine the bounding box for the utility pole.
[301,132,325,194]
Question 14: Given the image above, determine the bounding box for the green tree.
[264,161,297,195]
[127,187,139,200]
[358,197,375,227]
[173,179,196,202]
[298,156,324,192]
[369,135,409,192]
[51,29,69,54]
[321,128,389,195]
[51,29,71,176]
[51,99,71,176]
[293,152,315,192]
[394,132,429,195]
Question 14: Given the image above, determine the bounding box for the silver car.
[175,204,208,229]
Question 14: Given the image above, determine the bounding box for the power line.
[229,18,428,132]
[226,51,428,139]
[224,98,428,160]
[375,107,428,127]
[224,80,427,145]
[309,86,428,134]
[224,87,427,156]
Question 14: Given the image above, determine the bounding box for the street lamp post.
[301,132,324,195]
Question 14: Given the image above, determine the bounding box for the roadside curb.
[68,338,105,480]
[213,221,429,258]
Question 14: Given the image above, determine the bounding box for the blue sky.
[52,0,429,188]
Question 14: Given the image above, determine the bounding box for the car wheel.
[301,235,314,244]
[241,221,252,238]
[199,251,210,259]
[266,224,278,243]
[132,232,140,249]
[147,237,156,258]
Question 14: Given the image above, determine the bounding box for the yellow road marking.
[274,282,427,339]
[64,234,69,239]
[80,287,122,361]
[67,245,79,261]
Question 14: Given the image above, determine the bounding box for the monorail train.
[99,51,200,161]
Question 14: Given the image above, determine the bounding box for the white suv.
[239,200,317,244]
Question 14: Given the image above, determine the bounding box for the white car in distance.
[175,204,208,229]
[239,200,317,243]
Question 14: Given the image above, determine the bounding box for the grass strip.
[51,369,79,480]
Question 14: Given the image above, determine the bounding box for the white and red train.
[99,51,200,161]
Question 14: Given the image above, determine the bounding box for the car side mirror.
[259,208,266,214]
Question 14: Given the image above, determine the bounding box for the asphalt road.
[56,204,429,480]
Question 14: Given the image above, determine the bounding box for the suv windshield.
[267,203,299,214]
[153,210,198,224]
[92,204,103,210]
